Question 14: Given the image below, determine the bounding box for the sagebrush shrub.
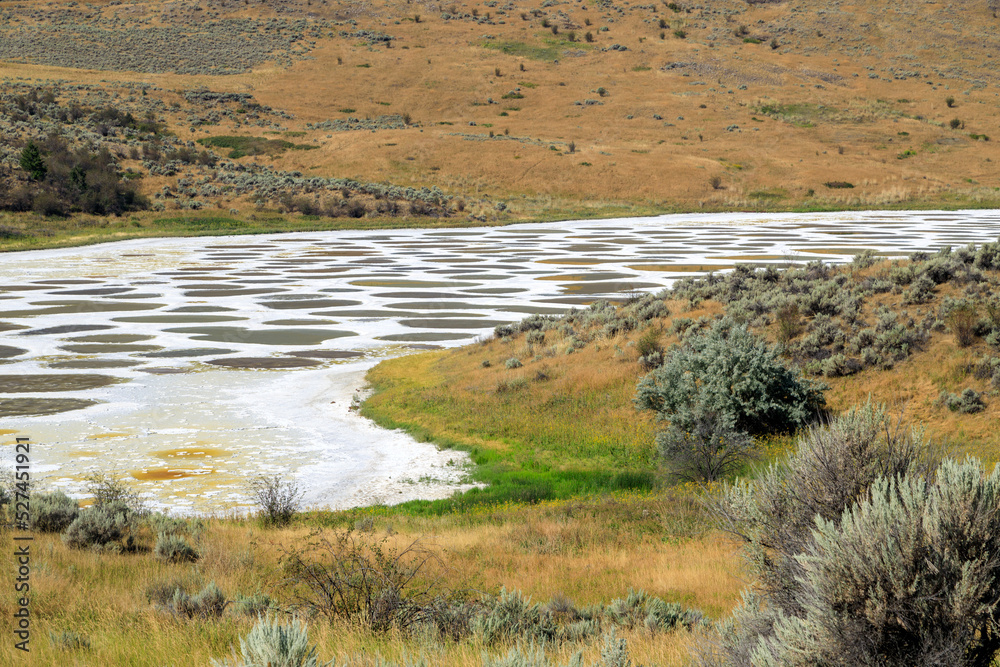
[526,330,545,345]
[474,588,557,646]
[699,403,940,666]
[820,353,862,378]
[212,615,332,667]
[774,303,801,343]
[30,491,79,533]
[747,459,1000,666]
[940,388,986,414]
[170,582,227,619]
[636,318,826,436]
[635,326,663,358]
[154,533,200,563]
[62,501,139,552]
[231,592,277,617]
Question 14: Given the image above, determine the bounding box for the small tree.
[19,141,46,181]
[636,318,825,436]
[636,319,825,481]
[655,410,756,481]
[85,471,146,514]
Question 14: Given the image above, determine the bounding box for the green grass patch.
[748,189,787,200]
[483,40,562,62]
[157,216,247,230]
[361,353,658,513]
[757,100,901,127]
[197,135,319,159]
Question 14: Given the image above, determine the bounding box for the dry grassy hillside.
[2,0,1000,222]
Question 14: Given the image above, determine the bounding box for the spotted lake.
[1,210,999,513]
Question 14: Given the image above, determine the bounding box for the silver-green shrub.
[598,628,632,667]
[940,387,986,414]
[212,615,333,667]
[154,533,200,563]
[170,582,228,619]
[473,588,557,646]
[636,318,826,437]
[751,458,1000,666]
[636,319,825,481]
[30,491,79,533]
[699,403,945,665]
[62,501,140,552]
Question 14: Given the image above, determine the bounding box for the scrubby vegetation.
[1,469,722,666]
[358,242,1000,664]
[0,81,472,230]
[5,243,1000,664]
[635,319,825,481]
[700,403,1000,666]
[5,0,1000,661]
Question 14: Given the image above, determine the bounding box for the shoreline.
[2,202,999,254]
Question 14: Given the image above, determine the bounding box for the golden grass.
[363,300,723,485]
[0,492,740,666]
[2,0,1000,248]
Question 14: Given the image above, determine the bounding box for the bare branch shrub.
[247,474,303,526]
[278,530,450,634]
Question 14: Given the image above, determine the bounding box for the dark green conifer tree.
[19,141,46,181]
